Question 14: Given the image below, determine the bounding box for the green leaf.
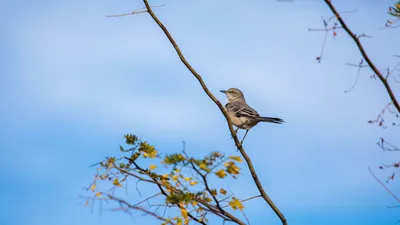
[124,134,138,145]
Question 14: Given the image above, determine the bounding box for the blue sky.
[1,0,400,224]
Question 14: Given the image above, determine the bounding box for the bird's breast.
[228,112,258,129]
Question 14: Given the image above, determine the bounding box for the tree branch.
[106,194,176,225]
[130,159,208,225]
[141,1,287,224]
[188,159,245,224]
[189,159,224,211]
[368,167,400,203]
[324,0,400,113]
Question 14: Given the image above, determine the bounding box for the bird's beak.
[220,90,227,94]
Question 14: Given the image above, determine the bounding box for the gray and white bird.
[220,88,284,143]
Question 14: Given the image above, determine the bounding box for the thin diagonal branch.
[129,159,208,225]
[324,0,400,113]
[368,167,400,203]
[189,160,224,211]
[141,1,287,224]
[106,194,176,225]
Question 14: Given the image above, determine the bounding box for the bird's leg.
[240,129,249,144]
[231,127,240,139]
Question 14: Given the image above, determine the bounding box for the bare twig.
[132,193,161,207]
[344,59,368,93]
[106,5,165,17]
[377,138,400,151]
[308,16,341,63]
[368,167,400,203]
[106,194,177,225]
[368,102,394,128]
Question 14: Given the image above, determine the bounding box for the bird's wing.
[226,101,260,118]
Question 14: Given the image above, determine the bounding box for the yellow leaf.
[220,188,227,195]
[224,161,233,167]
[214,169,227,178]
[174,168,181,173]
[184,177,192,182]
[162,174,169,179]
[189,181,198,186]
[139,142,157,158]
[149,164,157,170]
[113,178,122,187]
[95,192,102,197]
[199,163,209,171]
[90,183,96,191]
[229,156,243,162]
[211,189,217,196]
[148,150,157,158]
[229,197,244,210]
[191,201,198,207]
[180,206,188,219]
[204,197,212,202]
[224,162,240,175]
[171,175,178,182]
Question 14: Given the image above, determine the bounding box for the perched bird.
[220,88,284,143]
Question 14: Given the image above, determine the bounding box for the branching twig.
[308,9,357,63]
[367,102,396,128]
[106,194,177,225]
[377,138,400,151]
[344,59,369,93]
[129,159,209,225]
[369,167,400,203]
[106,5,165,17]
[189,159,223,211]
[324,0,400,113]
[308,16,341,63]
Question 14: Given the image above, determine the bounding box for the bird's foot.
[231,128,239,139]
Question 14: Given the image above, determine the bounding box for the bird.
[220,88,284,143]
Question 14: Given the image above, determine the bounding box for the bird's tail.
[258,116,285,124]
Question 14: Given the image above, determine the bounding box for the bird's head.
[220,88,245,102]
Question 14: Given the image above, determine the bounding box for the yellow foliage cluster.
[140,142,158,158]
[89,135,249,225]
[229,197,244,210]
[224,161,240,176]
[214,169,227,178]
